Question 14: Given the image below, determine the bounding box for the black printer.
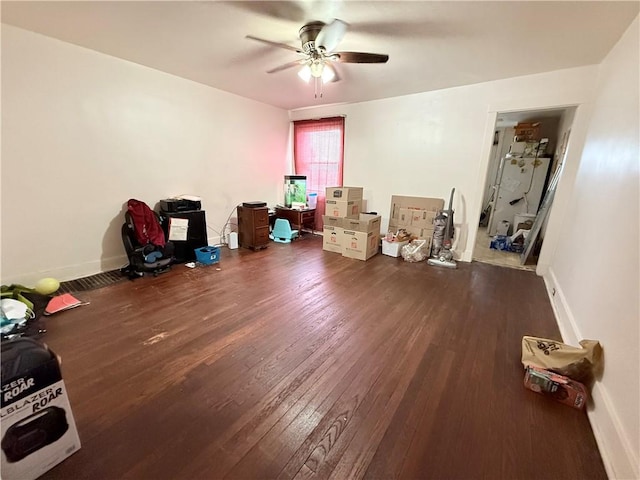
[160,198,201,212]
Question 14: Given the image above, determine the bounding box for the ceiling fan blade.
[315,19,348,53]
[334,52,389,64]
[245,35,302,54]
[267,59,306,74]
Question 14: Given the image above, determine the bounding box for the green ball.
[34,277,60,295]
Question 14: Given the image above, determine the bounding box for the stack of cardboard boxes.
[386,195,445,255]
[322,187,381,261]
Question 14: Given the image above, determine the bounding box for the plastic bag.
[401,239,430,262]
[521,336,603,385]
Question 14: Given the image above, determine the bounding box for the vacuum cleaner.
[428,188,457,269]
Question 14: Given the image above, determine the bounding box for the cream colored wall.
[544,16,639,480]
[290,65,599,261]
[1,25,290,284]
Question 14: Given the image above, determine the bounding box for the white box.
[382,239,409,257]
[1,338,81,480]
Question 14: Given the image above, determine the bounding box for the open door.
[473,107,575,270]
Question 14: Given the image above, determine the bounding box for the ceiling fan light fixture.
[248,18,389,95]
[298,64,312,82]
[310,60,324,78]
[321,64,335,83]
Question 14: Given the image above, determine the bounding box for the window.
[293,117,345,230]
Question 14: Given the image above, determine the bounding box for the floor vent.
[58,270,125,294]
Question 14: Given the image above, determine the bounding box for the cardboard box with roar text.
[1,338,81,480]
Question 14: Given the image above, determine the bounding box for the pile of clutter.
[1,279,87,341]
[490,218,535,253]
[382,228,432,263]
[521,336,603,410]
[384,228,412,243]
[381,228,412,258]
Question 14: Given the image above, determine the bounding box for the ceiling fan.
[246,19,389,96]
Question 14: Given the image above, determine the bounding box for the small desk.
[275,207,316,234]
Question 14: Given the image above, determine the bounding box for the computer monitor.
[284,175,307,208]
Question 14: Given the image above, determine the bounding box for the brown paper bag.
[521,336,603,385]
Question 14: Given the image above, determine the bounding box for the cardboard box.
[1,338,81,480]
[322,215,343,228]
[342,230,379,261]
[389,224,433,242]
[410,209,436,228]
[381,239,409,258]
[514,122,540,141]
[403,225,423,239]
[397,207,412,226]
[391,196,444,221]
[325,186,364,201]
[322,225,343,253]
[325,199,361,218]
[341,214,381,234]
[524,366,588,410]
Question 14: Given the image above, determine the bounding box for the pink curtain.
[293,117,345,230]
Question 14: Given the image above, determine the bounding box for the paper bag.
[521,336,603,384]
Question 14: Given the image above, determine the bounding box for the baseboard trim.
[544,269,639,480]
[3,255,129,286]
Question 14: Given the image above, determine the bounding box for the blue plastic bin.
[194,246,220,265]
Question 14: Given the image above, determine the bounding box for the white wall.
[544,16,639,480]
[1,25,290,284]
[290,65,599,261]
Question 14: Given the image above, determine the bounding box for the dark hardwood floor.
[40,235,605,480]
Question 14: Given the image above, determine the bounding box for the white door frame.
[467,100,594,276]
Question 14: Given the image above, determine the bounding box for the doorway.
[473,107,576,270]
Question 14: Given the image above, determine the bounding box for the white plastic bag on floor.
[401,239,430,262]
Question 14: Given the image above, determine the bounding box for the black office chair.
[121,211,174,278]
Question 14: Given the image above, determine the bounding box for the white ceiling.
[2,1,638,111]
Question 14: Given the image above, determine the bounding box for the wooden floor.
[41,235,605,480]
